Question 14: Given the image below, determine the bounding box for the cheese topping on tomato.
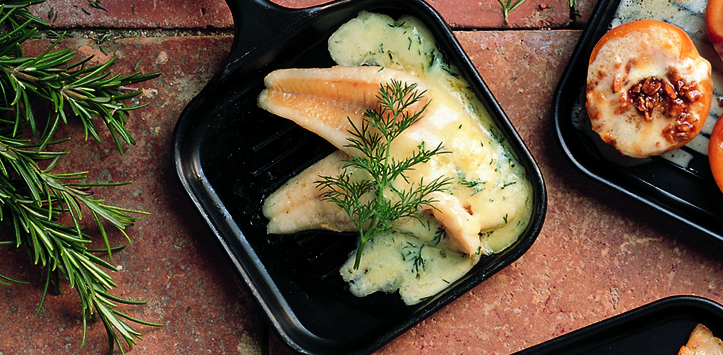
[585,20,713,158]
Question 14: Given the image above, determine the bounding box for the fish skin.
[258,66,431,156]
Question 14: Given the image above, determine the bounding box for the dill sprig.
[317,79,450,269]
[0,1,161,354]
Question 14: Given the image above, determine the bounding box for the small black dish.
[171,0,547,354]
[512,295,723,354]
[552,0,723,243]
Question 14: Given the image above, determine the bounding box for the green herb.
[88,0,108,11]
[95,30,116,44]
[489,125,505,144]
[441,67,460,78]
[480,230,494,239]
[0,1,161,354]
[402,242,425,273]
[498,0,527,24]
[317,79,450,269]
[461,178,486,195]
[431,226,445,245]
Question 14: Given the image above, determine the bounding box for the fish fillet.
[258,66,430,156]
[263,151,356,234]
[258,66,512,256]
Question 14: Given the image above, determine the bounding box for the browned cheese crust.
[585,20,713,158]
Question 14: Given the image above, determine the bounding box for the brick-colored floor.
[0,0,721,354]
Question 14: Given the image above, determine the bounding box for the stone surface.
[30,0,234,29]
[29,0,575,30]
[269,0,573,29]
[4,0,723,354]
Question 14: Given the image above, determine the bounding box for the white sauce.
[328,12,533,305]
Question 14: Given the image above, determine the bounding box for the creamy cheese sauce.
[328,12,533,305]
[572,0,723,167]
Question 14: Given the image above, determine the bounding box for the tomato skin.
[710,117,723,193]
[708,0,723,60]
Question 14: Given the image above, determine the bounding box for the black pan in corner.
[171,0,547,354]
[512,296,723,354]
[552,0,723,245]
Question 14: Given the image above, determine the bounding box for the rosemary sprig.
[0,1,161,354]
[317,79,450,269]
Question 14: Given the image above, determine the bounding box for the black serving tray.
[513,295,723,354]
[553,0,723,243]
[171,0,546,354]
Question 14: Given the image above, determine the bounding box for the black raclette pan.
[171,0,547,354]
[552,0,723,245]
[512,295,723,355]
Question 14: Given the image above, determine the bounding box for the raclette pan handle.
[224,0,320,61]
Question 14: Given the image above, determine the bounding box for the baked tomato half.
[708,0,723,60]
[586,20,713,158]
[710,117,723,193]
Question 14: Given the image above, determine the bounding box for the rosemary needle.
[316,79,450,269]
[0,1,161,354]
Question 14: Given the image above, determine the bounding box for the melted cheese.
[572,0,723,167]
[585,20,713,158]
[329,12,533,304]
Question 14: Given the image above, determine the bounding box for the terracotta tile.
[274,0,573,28]
[29,0,233,29]
[28,0,580,30]
[426,0,572,29]
[10,0,723,355]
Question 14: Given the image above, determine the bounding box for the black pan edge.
[512,295,723,354]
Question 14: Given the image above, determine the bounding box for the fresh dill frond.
[317,79,450,269]
[431,226,445,246]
